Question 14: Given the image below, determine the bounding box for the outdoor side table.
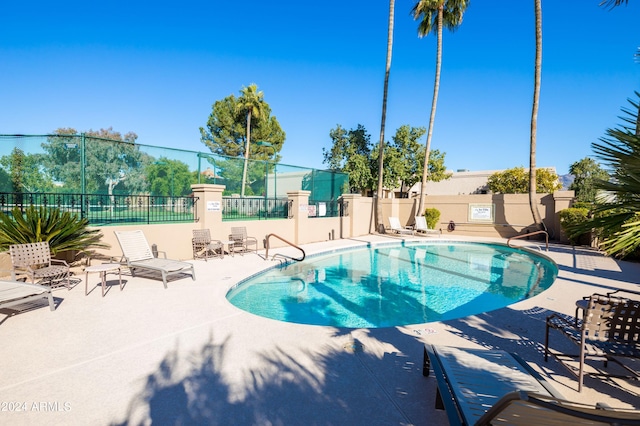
[207,241,225,259]
[220,240,236,257]
[85,263,123,297]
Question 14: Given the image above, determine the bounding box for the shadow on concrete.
[112,328,441,425]
[441,306,640,403]
[550,244,640,289]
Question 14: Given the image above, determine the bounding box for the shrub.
[424,208,441,230]
[487,166,562,194]
[559,207,589,245]
[572,201,593,210]
[0,206,108,254]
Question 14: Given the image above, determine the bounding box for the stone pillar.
[553,190,575,243]
[340,194,361,238]
[287,190,311,245]
[191,184,225,236]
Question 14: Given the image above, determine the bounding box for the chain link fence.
[0,134,349,223]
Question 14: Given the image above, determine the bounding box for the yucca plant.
[0,206,108,254]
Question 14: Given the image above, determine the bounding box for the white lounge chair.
[114,230,196,289]
[414,216,441,237]
[388,217,414,235]
[0,279,55,312]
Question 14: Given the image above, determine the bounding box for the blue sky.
[1,1,639,175]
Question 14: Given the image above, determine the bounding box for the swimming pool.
[226,242,558,328]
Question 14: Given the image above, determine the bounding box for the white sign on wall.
[318,202,326,217]
[207,201,221,211]
[469,204,494,222]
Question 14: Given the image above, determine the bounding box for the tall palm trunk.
[375,0,395,233]
[241,110,252,197]
[529,0,544,230]
[417,6,443,216]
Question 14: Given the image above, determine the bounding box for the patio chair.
[229,227,258,255]
[192,229,224,261]
[0,279,55,312]
[414,216,441,237]
[114,230,196,289]
[388,217,414,235]
[423,344,564,426]
[476,391,640,426]
[545,293,640,392]
[9,241,71,289]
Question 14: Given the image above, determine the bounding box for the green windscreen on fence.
[0,134,348,202]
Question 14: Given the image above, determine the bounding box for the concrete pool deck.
[0,234,639,425]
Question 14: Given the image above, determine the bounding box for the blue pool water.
[226,242,558,328]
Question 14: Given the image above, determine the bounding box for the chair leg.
[578,334,586,392]
[46,291,55,311]
[423,346,431,377]
[544,323,550,362]
[161,271,168,289]
[435,388,444,410]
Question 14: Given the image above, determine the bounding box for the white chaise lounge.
[0,280,55,312]
[414,216,441,237]
[388,217,414,235]
[114,230,196,289]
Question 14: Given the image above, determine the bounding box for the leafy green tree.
[0,168,10,192]
[487,167,562,194]
[375,0,396,232]
[323,125,374,193]
[41,128,151,195]
[370,125,450,197]
[570,93,640,257]
[371,143,403,192]
[390,125,425,196]
[146,157,196,197]
[0,147,54,192]
[569,157,609,203]
[413,0,469,216]
[199,84,285,195]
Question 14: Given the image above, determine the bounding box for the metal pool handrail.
[508,230,549,251]
[265,233,306,262]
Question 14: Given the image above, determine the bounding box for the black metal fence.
[0,192,197,225]
[222,197,290,221]
[308,199,342,218]
[0,192,345,225]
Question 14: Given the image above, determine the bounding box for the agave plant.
[0,205,108,254]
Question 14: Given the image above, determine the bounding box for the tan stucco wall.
[386,191,574,241]
[1,189,574,269]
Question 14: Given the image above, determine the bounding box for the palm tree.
[599,0,639,61]
[569,93,640,257]
[413,0,469,217]
[599,0,629,7]
[528,0,545,231]
[237,84,265,197]
[376,0,396,233]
